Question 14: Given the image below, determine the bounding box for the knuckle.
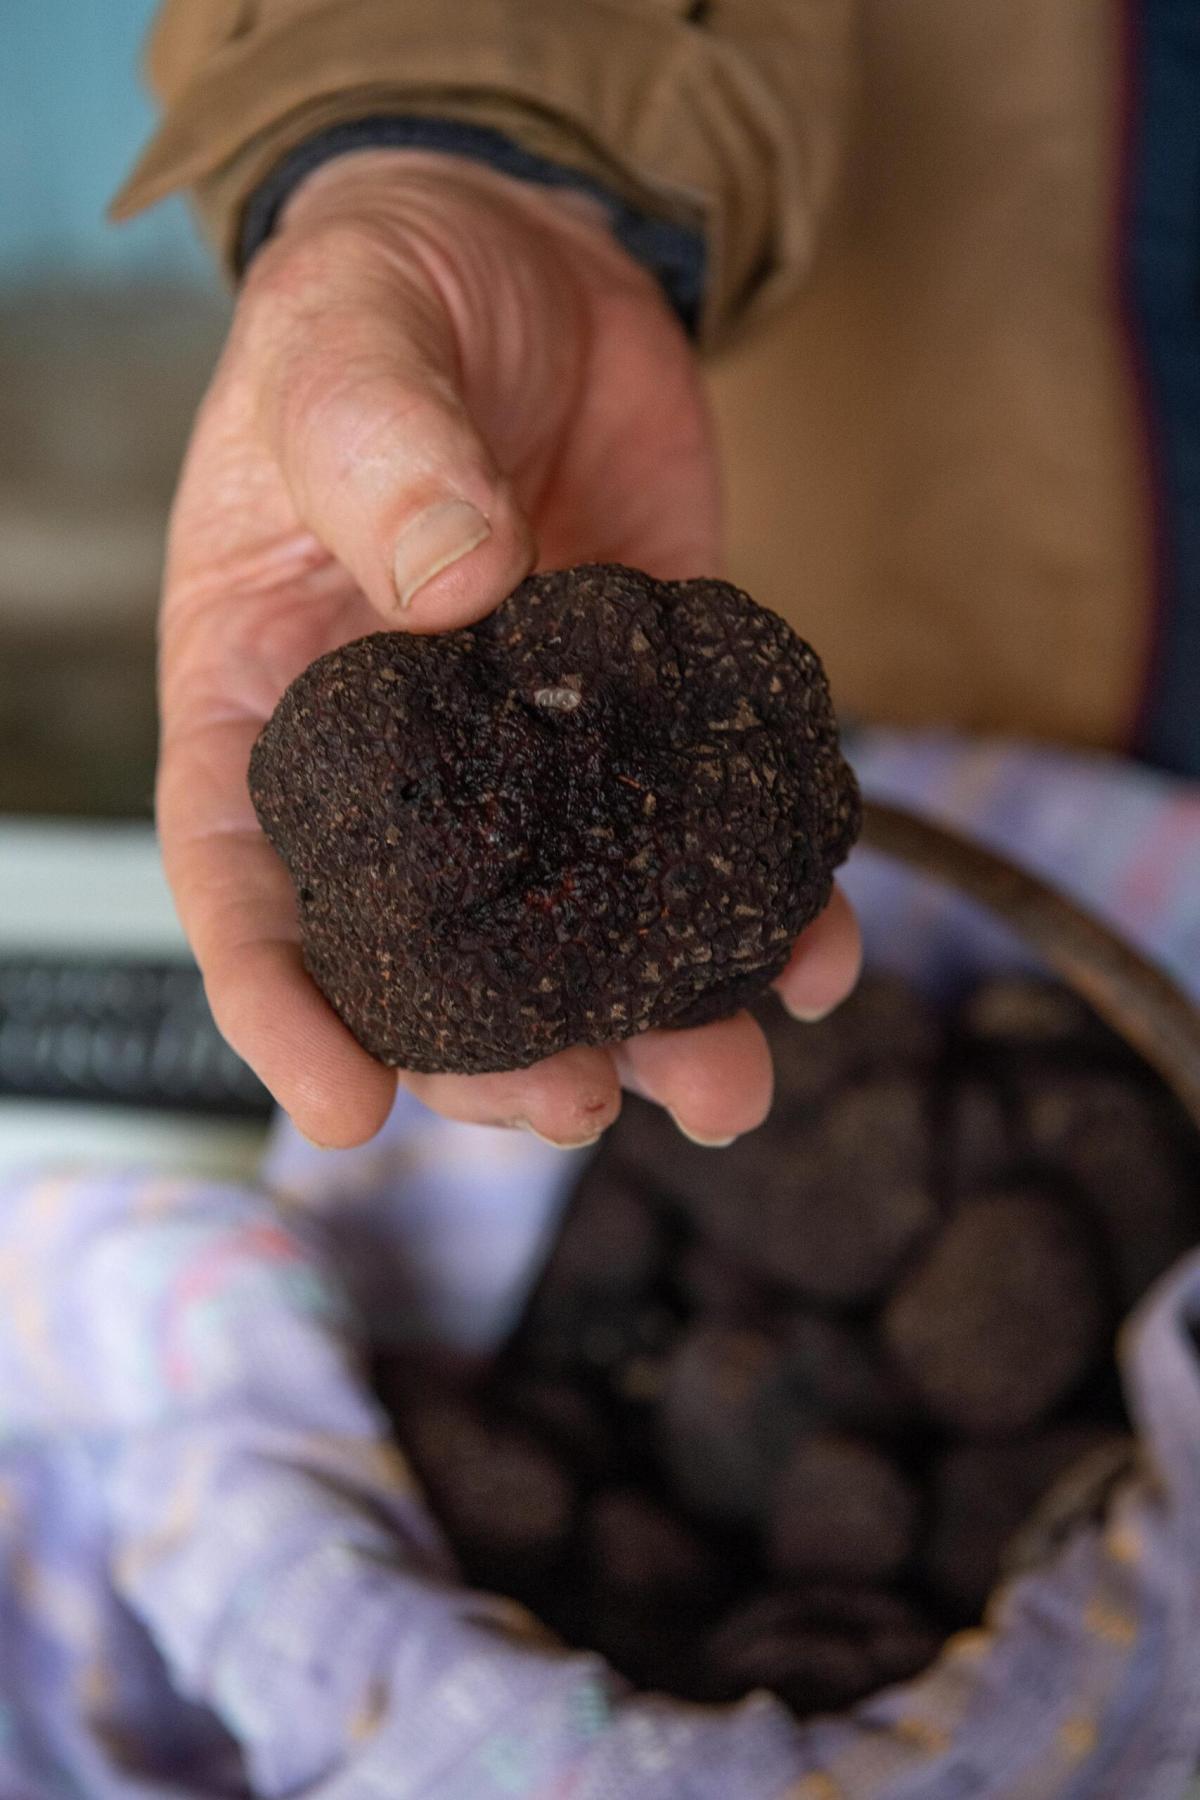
[278,365,409,496]
[242,216,392,315]
[233,224,396,394]
[234,243,460,486]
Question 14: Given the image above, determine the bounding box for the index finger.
[157,712,396,1147]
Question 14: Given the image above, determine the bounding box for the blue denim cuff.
[237,114,707,337]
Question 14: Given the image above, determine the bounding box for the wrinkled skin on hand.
[158,149,861,1149]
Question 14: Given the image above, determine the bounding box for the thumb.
[258,295,535,632]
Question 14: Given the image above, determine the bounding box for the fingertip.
[268,330,536,635]
[208,942,397,1149]
[285,1060,398,1151]
[392,494,535,632]
[617,1011,774,1146]
[774,884,863,1023]
[399,1044,621,1146]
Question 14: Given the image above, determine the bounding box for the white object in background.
[0,1100,265,1183]
[0,817,185,957]
[0,816,267,1181]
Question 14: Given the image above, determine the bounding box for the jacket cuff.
[111,0,852,349]
[237,115,707,336]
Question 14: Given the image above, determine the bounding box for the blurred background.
[2,1,227,820]
[0,4,263,1172]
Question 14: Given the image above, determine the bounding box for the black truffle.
[656,1323,810,1525]
[881,1188,1106,1434]
[738,1074,940,1302]
[673,1241,770,1320]
[1018,1071,1199,1308]
[704,1586,941,1714]
[514,1161,676,1379]
[532,1159,663,1294]
[958,977,1113,1052]
[940,1073,1015,1196]
[608,1072,939,1304]
[582,1488,722,1603]
[364,969,1188,1721]
[766,1433,920,1582]
[397,1392,577,1576]
[489,1373,620,1480]
[762,976,945,1118]
[779,1316,912,1438]
[249,564,860,1073]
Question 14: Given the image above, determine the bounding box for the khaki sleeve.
[111,0,858,348]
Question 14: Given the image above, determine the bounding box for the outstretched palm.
[158,153,859,1149]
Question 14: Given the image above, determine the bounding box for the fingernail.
[669,1114,737,1148]
[531,1129,603,1152]
[781,996,838,1024]
[394,499,490,609]
[514,1118,602,1152]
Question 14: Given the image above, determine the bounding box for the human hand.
[158,150,860,1149]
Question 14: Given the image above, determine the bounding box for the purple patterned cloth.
[842,729,1200,1003]
[1,731,1199,1799]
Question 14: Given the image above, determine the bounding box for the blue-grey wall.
[1,1,217,289]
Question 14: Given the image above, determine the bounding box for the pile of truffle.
[374,975,1199,1719]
